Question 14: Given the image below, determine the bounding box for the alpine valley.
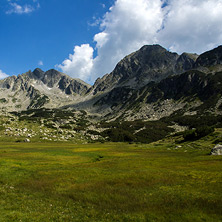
[1,44,222,143]
[1,44,222,222]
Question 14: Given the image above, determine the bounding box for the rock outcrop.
[210,144,222,155]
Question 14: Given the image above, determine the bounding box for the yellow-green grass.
[0,141,221,221]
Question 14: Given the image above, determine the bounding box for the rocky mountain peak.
[176,52,199,72]
[131,44,179,70]
[136,44,178,61]
[33,68,45,79]
[90,44,180,94]
[41,69,64,88]
[0,68,91,111]
[194,45,222,67]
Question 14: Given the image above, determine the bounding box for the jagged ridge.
[0,69,90,111]
[0,44,222,123]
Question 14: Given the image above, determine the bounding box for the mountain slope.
[84,70,221,121]
[0,69,90,111]
[121,70,222,120]
[0,44,222,122]
[70,45,222,121]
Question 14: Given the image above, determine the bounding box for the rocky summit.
[0,69,90,111]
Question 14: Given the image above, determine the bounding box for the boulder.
[24,138,30,143]
[210,144,222,155]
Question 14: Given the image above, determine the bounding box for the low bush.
[101,120,174,143]
[183,126,214,141]
[102,128,135,142]
[163,113,222,128]
[0,98,7,103]
[60,124,73,129]
[87,130,100,135]
[183,130,197,141]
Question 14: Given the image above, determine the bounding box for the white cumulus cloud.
[159,0,222,54]
[58,0,222,83]
[0,70,9,79]
[58,44,94,81]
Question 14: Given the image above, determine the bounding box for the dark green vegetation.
[0,98,7,103]
[100,120,174,143]
[28,95,50,109]
[182,126,215,141]
[162,113,222,128]
[0,129,222,221]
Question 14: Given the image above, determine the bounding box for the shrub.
[0,98,7,103]
[0,126,5,131]
[87,130,100,135]
[102,128,135,142]
[163,114,222,129]
[101,120,174,143]
[196,126,214,138]
[183,126,214,141]
[183,130,196,141]
[60,124,72,129]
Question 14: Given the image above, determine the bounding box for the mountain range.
[1,44,222,123]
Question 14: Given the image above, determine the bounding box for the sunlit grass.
[0,140,221,221]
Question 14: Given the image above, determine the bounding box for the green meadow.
[0,137,222,221]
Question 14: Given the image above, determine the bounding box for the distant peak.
[33,68,45,79]
[45,69,63,75]
[140,44,165,51]
[215,45,222,50]
[47,68,58,72]
[179,52,199,61]
[33,68,44,73]
[194,45,222,67]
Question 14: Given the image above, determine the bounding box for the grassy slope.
[0,132,222,221]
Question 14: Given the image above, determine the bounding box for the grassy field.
[0,136,222,221]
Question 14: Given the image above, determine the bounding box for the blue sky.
[0,0,113,78]
[1,0,222,84]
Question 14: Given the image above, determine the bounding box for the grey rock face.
[210,144,222,155]
[92,45,222,98]
[0,69,90,96]
[0,75,16,89]
[58,76,90,95]
[0,68,91,111]
[91,44,180,94]
[42,69,64,88]
[33,68,45,79]
[194,45,222,67]
[175,53,198,73]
